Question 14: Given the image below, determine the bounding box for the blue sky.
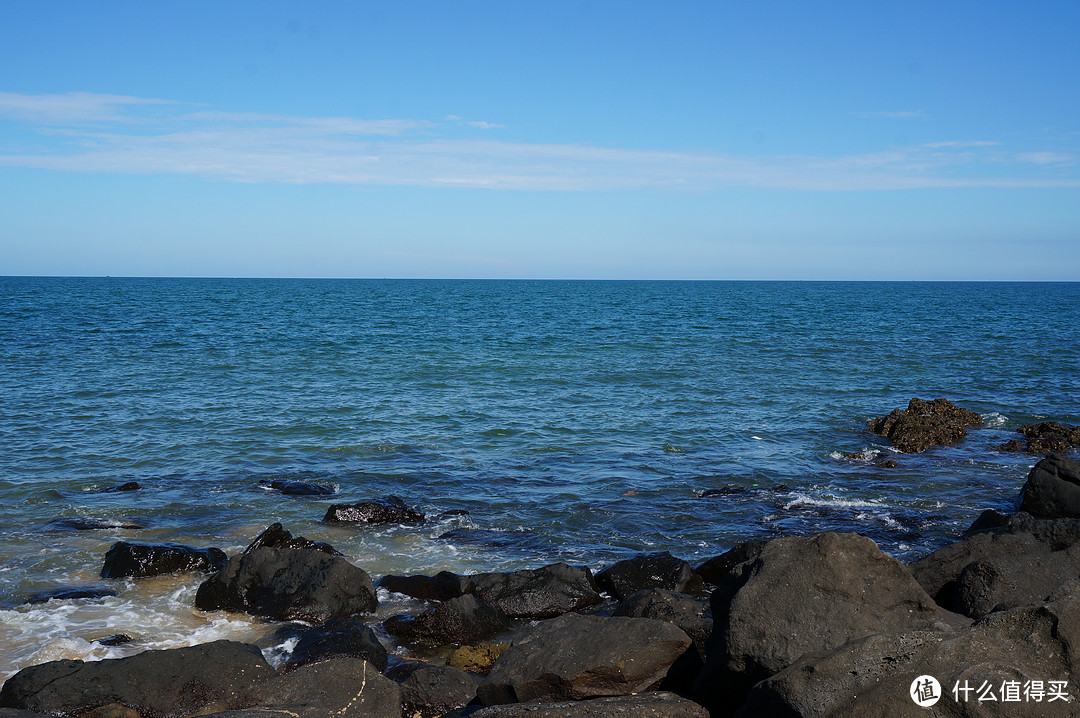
[1,2,1078,279]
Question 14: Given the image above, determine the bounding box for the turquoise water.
[0,278,1077,674]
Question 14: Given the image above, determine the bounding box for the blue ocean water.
[0,277,1077,673]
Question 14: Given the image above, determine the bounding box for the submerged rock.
[323,496,425,524]
[866,397,984,453]
[195,546,377,623]
[48,517,146,531]
[23,586,118,605]
[100,541,227,579]
[259,478,336,496]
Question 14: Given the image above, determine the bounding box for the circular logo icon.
[910,675,942,707]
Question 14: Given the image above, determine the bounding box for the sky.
[1,1,1078,280]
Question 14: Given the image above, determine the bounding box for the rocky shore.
[3,401,1080,717]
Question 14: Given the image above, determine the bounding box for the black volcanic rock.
[694,532,958,715]
[100,541,227,579]
[379,563,602,619]
[195,546,377,623]
[268,617,387,671]
[24,586,118,605]
[384,594,511,646]
[1019,453,1080,519]
[596,551,703,600]
[478,613,691,706]
[867,397,984,453]
[323,496,425,524]
[0,641,274,717]
[243,522,339,555]
[259,478,335,496]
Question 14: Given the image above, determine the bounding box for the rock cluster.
[867,397,984,453]
[6,451,1080,717]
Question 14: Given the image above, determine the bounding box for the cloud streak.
[1,92,1077,191]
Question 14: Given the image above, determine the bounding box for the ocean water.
[0,277,1077,677]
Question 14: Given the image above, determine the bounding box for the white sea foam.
[0,576,263,681]
[982,411,1008,428]
[784,493,886,510]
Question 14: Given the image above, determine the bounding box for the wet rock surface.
[195,546,378,622]
[244,522,339,555]
[867,397,984,453]
[259,478,336,495]
[323,495,425,524]
[998,421,1080,454]
[100,541,227,579]
[267,617,388,671]
[22,586,118,606]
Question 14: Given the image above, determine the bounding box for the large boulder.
[866,397,983,453]
[323,496,424,524]
[384,594,511,646]
[100,541,227,579]
[237,657,400,718]
[0,641,275,717]
[398,664,481,718]
[595,552,703,600]
[477,613,692,705]
[195,547,377,623]
[267,617,387,671]
[1019,453,1080,519]
[739,596,1080,717]
[694,532,959,714]
[469,692,709,717]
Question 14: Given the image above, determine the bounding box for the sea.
[1,277,1077,679]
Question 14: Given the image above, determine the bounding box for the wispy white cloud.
[464,120,505,130]
[0,91,177,124]
[1,92,1077,191]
